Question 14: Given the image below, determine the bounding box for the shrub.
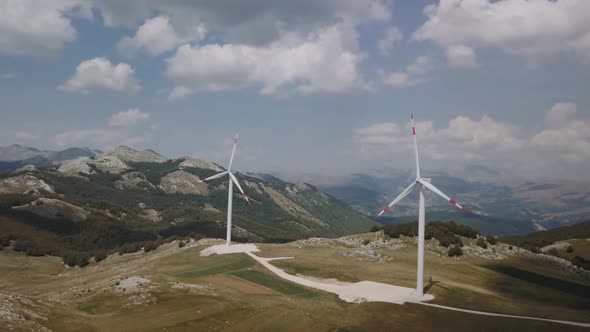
[178,240,186,248]
[370,225,382,232]
[362,239,371,246]
[547,247,560,257]
[476,237,487,249]
[571,256,590,270]
[94,251,107,262]
[486,235,497,245]
[508,245,513,250]
[448,244,463,257]
[566,245,574,253]
[531,247,540,254]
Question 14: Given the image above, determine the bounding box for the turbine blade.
[227,131,239,171]
[229,172,251,205]
[418,179,469,213]
[411,113,421,179]
[375,182,417,219]
[196,171,228,183]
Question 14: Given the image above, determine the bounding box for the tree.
[566,245,574,253]
[476,237,487,249]
[486,235,497,245]
[448,244,463,257]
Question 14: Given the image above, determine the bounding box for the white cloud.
[58,57,140,94]
[108,108,150,127]
[354,115,524,161]
[445,44,477,68]
[94,0,390,45]
[381,55,434,87]
[165,23,368,98]
[51,109,155,149]
[413,0,590,61]
[15,131,39,140]
[117,15,206,57]
[354,102,590,170]
[52,129,123,148]
[544,102,578,128]
[0,0,92,56]
[2,73,14,80]
[377,26,403,55]
[533,103,590,162]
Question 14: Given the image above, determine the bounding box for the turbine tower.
[197,132,251,246]
[375,113,469,298]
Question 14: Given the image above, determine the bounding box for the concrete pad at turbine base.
[199,243,260,256]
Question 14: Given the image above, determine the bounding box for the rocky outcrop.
[58,158,95,176]
[12,198,89,222]
[105,146,168,163]
[115,172,155,190]
[158,171,208,195]
[178,157,224,172]
[0,174,55,195]
[140,209,161,222]
[92,156,129,174]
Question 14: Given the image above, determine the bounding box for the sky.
[0,0,589,179]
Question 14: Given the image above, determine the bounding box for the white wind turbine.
[197,132,252,246]
[375,113,469,298]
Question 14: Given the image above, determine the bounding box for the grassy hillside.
[0,234,588,331]
[501,220,590,251]
[0,157,375,266]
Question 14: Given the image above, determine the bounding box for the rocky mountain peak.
[104,146,168,163]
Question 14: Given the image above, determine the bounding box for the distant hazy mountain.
[278,166,590,235]
[0,144,101,173]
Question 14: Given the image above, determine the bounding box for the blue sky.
[1,0,589,179]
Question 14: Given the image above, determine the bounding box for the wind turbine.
[197,132,251,246]
[374,113,469,298]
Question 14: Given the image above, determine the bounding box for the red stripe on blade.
[412,127,416,135]
[383,206,390,212]
[461,207,469,213]
[449,199,456,205]
[411,113,414,119]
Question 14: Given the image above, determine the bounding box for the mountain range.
[0,144,101,173]
[275,165,590,235]
[0,145,377,263]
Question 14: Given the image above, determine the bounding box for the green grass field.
[1,238,589,331]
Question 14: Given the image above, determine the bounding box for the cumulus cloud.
[15,131,39,140]
[544,102,578,128]
[117,15,206,57]
[354,102,590,169]
[2,73,14,80]
[533,103,590,162]
[413,0,590,61]
[108,108,150,127]
[94,0,390,45]
[381,55,434,87]
[52,109,155,149]
[165,23,368,98]
[445,44,477,68]
[354,115,524,161]
[58,57,140,94]
[377,26,403,55]
[0,0,92,56]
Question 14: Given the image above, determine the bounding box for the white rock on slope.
[178,157,224,172]
[0,174,55,195]
[58,158,95,176]
[104,146,168,163]
[158,170,208,195]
